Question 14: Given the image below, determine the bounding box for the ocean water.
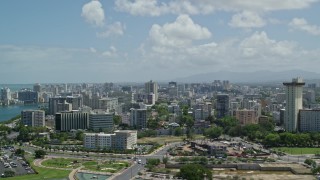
[0,104,41,122]
[0,84,33,92]
[0,84,39,122]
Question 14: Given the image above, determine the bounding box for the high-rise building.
[145,80,158,101]
[299,109,320,132]
[89,110,114,131]
[236,109,257,125]
[33,83,41,93]
[1,87,11,101]
[283,77,305,132]
[216,94,229,118]
[130,108,147,129]
[21,110,45,127]
[55,111,89,131]
[18,89,39,104]
[98,98,118,110]
[49,95,83,115]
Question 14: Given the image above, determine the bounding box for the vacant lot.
[273,147,320,155]
[138,135,205,145]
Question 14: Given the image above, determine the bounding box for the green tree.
[264,133,280,147]
[15,148,25,156]
[34,149,46,159]
[113,115,122,125]
[147,118,158,129]
[204,127,223,140]
[178,164,212,180]
[75,131,84,141]
[4,170,15,177]
[174,127,183,136]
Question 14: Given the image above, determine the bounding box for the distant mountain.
[173,70,320,83]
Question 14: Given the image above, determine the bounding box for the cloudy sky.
[1,0,320,83]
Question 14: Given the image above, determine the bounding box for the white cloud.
[89,47,97,53]
[289,18,320,35]
[102,46,118,57]
[81,0,105,27]
[239,31,297,57]
[141,27,316,73]
[115,0,318,16]
[97,22,126,38]
[149,14,211,48]
[229,11,266,28]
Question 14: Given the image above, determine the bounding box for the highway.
[112,142,182,180]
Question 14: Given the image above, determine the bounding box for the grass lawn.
[273,147,320,155]
[7,166,71,180]
[42,158,82,168]
[82,161,129,173]
[138,135,205,145]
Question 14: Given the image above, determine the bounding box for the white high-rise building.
[283,77,305,132]
[145,80,158,101]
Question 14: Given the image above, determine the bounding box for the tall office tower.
[18,89,39,104]
[21,110,45,127]
[130,108,147,129]
[216,94,230,118]
[168,81,178,97]
[283,77,305,132]
[1,87,11,101]
[145,80,158,101]
[33,83,41,93]
[55,111,89,131]
[89,110,114,131]
[49,95,83,115]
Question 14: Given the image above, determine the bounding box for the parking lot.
[0,146,35,178]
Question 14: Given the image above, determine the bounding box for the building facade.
[49,95,83,115]
[130,108,147,129]
[89,110,114,131]
[235,109,257,125]
[55,111,89,131]
[283,77,305,132]
[216,94,229,118]
[299,109,320,132]
[21,110,45,127]
[84,130,137,150]
[145,80,158,101]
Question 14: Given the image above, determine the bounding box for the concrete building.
[112,130,137,150]
[55,111,89,131]
[84,132,113,149]
[299,109,320,132]
[145,80,158,101]
[216,94,229,118]
[98,97,118,110]
[21,110,45,127]
[49,95,83,115]
[84,130,137,150]
[57,100,72,113]
[283,77,305,132]
[33,83,41,93]
[236,109,257,125]
[130,108,147,129]
[18,89,38,104]
[1,87,11,101]
[89,110,114,131]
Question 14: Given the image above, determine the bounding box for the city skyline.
[1,0,320,83]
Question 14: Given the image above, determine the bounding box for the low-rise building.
[299,109,320,132]
[83,130,137,150]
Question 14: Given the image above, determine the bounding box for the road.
[112,142,182,180]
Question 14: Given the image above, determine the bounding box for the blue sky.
[0,0,320,83]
